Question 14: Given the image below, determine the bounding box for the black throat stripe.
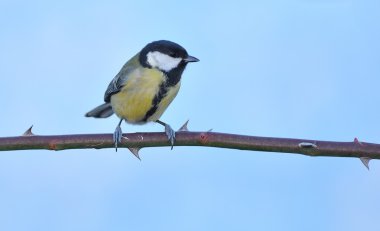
[142,81,169,122]
[142,65,185,122]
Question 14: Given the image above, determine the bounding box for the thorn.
[360,157,371,170]
[22,125,34,136]
[354,137,363,145]
[178,120,189,132]
[298,142,317,148]
[128,147,141,160]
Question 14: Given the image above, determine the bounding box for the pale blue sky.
[1,0,380,230]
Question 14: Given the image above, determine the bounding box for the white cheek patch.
[147,51,182,72]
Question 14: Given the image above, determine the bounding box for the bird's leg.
[113,119,123,152]
[156,120,175,149]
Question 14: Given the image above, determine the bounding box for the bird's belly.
[110,72,163,123]
[110,89,154,123]
[110,81,181,124]
[146,83,180,122]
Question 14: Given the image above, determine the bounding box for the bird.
[85,40,199,154]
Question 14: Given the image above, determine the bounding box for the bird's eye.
[168,52,176,58]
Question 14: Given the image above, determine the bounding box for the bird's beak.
[184,55,199,63]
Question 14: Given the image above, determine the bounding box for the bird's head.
[139,40,199,73]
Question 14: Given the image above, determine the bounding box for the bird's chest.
[110,69,179,123]
[146,82,180,122]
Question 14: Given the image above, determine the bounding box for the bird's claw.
[164,124,176,149]
[113,125,123,152]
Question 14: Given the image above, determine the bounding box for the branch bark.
[0,130,379,162]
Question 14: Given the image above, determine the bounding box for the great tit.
[85,40,199,152]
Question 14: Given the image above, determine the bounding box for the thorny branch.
[0,124,378,169]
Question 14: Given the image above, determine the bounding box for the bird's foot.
[164,124,176,150]
[156,120,176,149]
[113,125,123,152]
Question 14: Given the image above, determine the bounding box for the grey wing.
[104,54,139,102]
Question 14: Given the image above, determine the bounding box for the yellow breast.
[146,82,180,122]
[110,68,180,124]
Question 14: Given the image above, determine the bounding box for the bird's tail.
[85,103,114,118]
